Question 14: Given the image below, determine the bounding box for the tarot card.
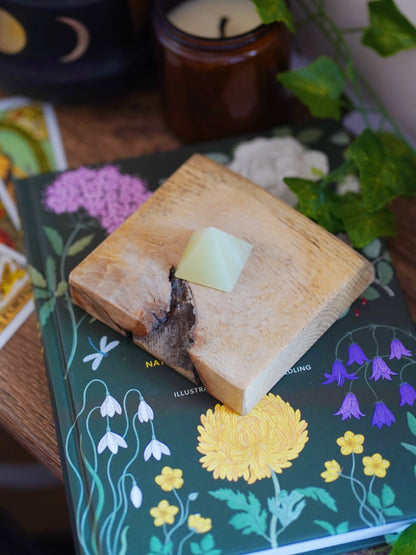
[0,96,66,348]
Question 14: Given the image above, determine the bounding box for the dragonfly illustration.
[82,336,120,370]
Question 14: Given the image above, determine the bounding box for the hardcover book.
[15,123,416,555]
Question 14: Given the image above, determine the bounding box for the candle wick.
[219,17,228,38]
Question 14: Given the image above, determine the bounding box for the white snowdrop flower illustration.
[97,431,127,455]
[83,336,120,371]
[144,438,170,462]
[137,399,154,423]
[130,483,143,508]
[100,394,122,418]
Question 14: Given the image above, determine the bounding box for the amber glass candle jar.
[153,0,290,142]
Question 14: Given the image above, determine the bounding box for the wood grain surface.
[69,153,374,414]
[0,88,414,555]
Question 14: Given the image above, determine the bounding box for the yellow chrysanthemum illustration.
[149,500,179,527]
[362,453,390,478]
[188,513,212,534]
[321,459,341,483]
[336,431,365,456]
[155,466,184,491]
[197,394,308,484]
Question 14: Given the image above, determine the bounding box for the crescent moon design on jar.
[57,16,90,63]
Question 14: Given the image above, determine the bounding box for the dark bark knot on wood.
[137,267,200,383]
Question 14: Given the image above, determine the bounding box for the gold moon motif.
[57,16,90,63]
[0,9,27,54]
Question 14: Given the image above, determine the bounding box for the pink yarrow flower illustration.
[399,383,416,407]
[389,338,413,360]
[372,401,396,429]
[323,359,358,386]
[369,356,397,381]
[43,166,152,234]
[334,392,365,421]
[347,343,369,366]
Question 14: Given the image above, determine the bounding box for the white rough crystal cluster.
[228,136,329,206]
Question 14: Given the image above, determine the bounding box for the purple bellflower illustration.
[389,338,413,360]
[369,356,397,381]
[399,382,416,407]
[323,359,358,386]
[372,401,396,429]
[347,343,369,366]
[334,392,365,421]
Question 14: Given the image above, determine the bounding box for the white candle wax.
[167,0,262,39]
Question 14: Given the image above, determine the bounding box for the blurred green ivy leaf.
[390,522,416,554]
[251,0,294,32]
[278,57,345,119]
[283,176,343,234]
[332,192,396,248]
[346,129,416,212]
[362,0,416,57]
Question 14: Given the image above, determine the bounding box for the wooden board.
[69,154,374,414]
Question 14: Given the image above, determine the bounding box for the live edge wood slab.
[69,154,374,414]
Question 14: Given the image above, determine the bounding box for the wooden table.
[0,87,414,553]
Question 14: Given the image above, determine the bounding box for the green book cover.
[15,123,416,555]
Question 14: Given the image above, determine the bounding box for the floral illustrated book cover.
[15,123,416,555]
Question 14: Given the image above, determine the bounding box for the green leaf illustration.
[407,411,416,437]
[377,260,394,286]
[401,442,416,456]
[381,484,396,508]
[190,534,221,555]
[119,526,129,555]
[383,506,404,517]
[296,127,323,145]
[390,522,416,554]
[296,487,337,512]
[330,131,351,146]
[367,492,382,510]
[190,544,203,555]
[67,234,95,256]
[80,441,105,554]
[362,239,382,259]
[251,0,294,32]
[46,256,56,292]
[362,286,380,301]
[268,490,305,528]
[278,57,345,119]
[33,287,51,300]
[346,130,416,213]
[210,489,267,537]
[272,126,292,137]
[43,226,64,256]
[149,536,173,555]
[313,520,335,535]
[55,281,68,297]
[336,521,349,534]
[362,0,416,57]
[28,265,47,288]
[39,298,55,327]
[314,519,349,535]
